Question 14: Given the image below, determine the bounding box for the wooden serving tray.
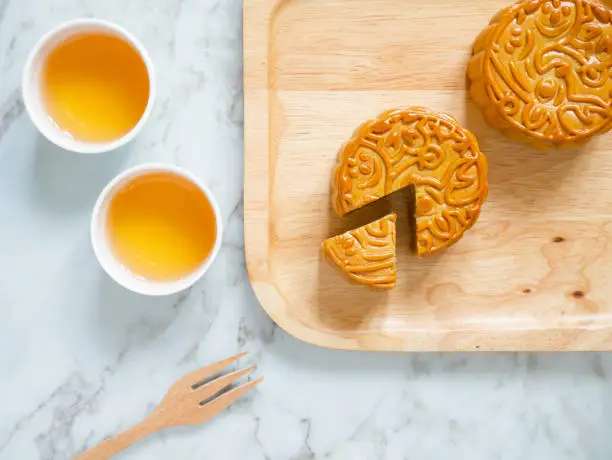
[243,0,612,351]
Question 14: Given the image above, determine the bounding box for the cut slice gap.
[332,185,416,254]
[338,190,393,232]
[390,184,416,254]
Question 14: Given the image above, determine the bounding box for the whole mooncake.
[332,108,488,256]
[468,0,612,149]
[322,214,397,289]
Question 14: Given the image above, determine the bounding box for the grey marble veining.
[1,0,612,459]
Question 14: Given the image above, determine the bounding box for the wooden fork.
[74,352,262,460]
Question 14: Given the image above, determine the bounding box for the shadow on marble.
[92,268,188,351]
[32,134,129,215]
[265,325,611,378]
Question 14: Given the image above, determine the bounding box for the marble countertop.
[1,0,612,459]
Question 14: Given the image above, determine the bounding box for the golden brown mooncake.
[332,108,488,256]
[468,0,612,149]
[322,214,397,290]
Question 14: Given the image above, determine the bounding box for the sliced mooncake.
[332,107,488,256]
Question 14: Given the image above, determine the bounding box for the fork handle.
[73,417,161,460]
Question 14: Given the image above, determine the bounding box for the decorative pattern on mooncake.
[332,108,488,256]
[322,214,396,290]
[468,0,612,149]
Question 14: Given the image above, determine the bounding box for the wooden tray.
[243,0,612,351]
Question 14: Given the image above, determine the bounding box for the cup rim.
[22,18,156,155]
[91,163,223,296]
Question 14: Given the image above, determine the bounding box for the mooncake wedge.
[322,214,397,290]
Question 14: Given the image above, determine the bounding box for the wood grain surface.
[243,0,612,351]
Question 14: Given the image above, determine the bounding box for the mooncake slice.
[322,214,396,290]
[332,107,488,256]
[467,0,612,149]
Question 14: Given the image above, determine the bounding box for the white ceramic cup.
[91,164,223,296]
[22,18,155,154]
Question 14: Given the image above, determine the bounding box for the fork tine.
[194,365,257,402]
[183,352,248,388]
[200,377,264,416]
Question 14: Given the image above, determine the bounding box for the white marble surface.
[1,0,612,459]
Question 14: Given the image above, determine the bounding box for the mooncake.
[332,108,488,256]
[468,0,612,149]
[322,214,397,290]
